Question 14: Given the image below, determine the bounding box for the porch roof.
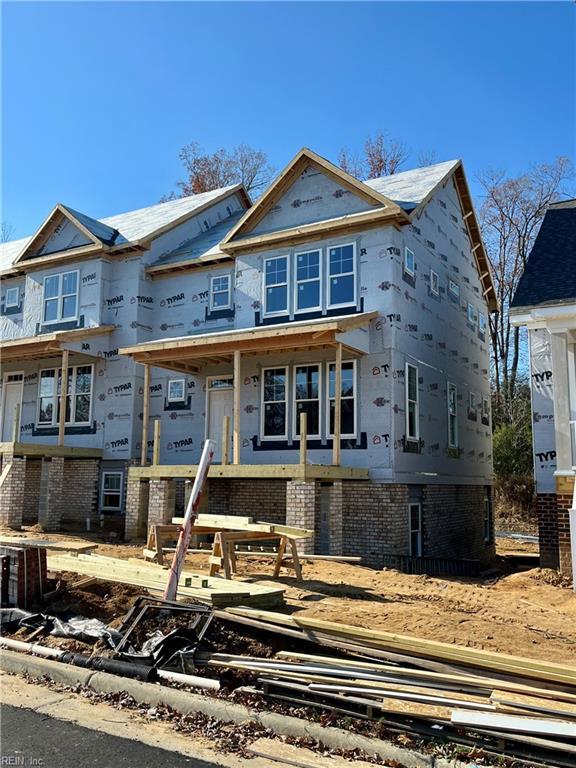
[0,325,115,363]
[119,312,378,374]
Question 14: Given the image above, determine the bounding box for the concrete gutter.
[0,649,481,768]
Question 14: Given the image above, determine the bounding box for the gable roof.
[510,199,576,311]
[365,160,460,212]
[1,184,248,274]
[219,147,409,249]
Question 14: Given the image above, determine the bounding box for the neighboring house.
[0,148,496,569]
[510,199,576,578]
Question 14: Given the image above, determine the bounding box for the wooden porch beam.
[58,349,69,447]
[233,350,241,465]
[141,364,150,466]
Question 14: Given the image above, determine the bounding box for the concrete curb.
[1,649,477,768]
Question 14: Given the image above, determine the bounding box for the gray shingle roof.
[152,211,245,267]
[60,205,120,246]
[0,185,239,273]
[510,199,576,310]
[365,159,459,211]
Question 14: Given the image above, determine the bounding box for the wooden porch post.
[11,403,21,444]
[233,350,241,465]
[299,412,308,466]
[141,364,150,466]
[332,343,342,466]
[152,418,161,465]
[58,349,69,447]
[222,415,230,465]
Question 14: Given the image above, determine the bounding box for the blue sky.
[2,1,574,239]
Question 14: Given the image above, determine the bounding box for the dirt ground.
[9,528,576,665]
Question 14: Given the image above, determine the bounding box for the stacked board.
[46,552,285,609]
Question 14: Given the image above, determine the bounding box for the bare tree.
[1,221,14,243]
[417,149,438,167]
[479,157,573,418]
[162,141,275,200]
[338,148,366,179]
[364,131,408,178]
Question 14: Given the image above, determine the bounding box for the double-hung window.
[478,312,487,335]
[295,250,321,312]
[482,396,490,424]
[210,275,232,311]
[404,248,415,277]
[467,303,476,327]
[38,365,92,426]
[448,382,458,448]
[405,363,419,441]
[327,360,356,438]
[261,367,288,438]
[101,472,123,512]
[293,364,321,438]
[43,270,79,324]
[448,279,460,299]
[430,269,439,296]
[264,256,289,316]
[328,243,356,308]
[168,378,186,403]
[5,286,19,308]
[408,502,423,557]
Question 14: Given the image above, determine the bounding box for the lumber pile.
[210,607,576,766]
[46,552,285,609]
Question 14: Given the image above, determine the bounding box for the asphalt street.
[0,704,223,767]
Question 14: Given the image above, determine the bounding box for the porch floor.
[128,463,369,481]
[0,441,102,458]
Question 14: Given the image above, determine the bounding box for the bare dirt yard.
[10,528,576,665]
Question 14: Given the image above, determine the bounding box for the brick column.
[125,477,149,540]
[328,480,343,555]
[536,493,560,569]
[557,494,573,578]
[286,480,317,554]
[38,457,64,532]
[148,479,176,527]
[0,454,26,530]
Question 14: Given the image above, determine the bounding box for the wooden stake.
[332,343,342,466]
[233,350,241,465]
[222,414,230,465]
[299,412,307,466]
[152,418,161,465]
[141,364,150,466]
[11,402,20,444]
[58,349,69,447]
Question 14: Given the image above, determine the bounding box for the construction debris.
[46,551,286,608]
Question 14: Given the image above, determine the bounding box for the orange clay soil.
[14,527,576,665]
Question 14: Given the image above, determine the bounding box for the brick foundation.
[61,459,100,529]
[125,478,150,540]
[23,459,42,525]
[0,545,47,608]
[206,478,287,524]
[0,455,26,530]
[536,493,560,570]
[286,480,318,554]
[148,479,176,527]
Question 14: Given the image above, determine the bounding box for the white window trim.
[5,286,19,308]
[408,502,423,557]
[448,381,458,448]
[294,249,322,314]
[36,364,93,427]
[467,303,476,326]
[469,391,476,412]
[482,396,490,420]
[327,242,357,310]
[263,255,290,317]
[479,312,487,334]
[448,279,460,298]
[167,378,186,403]
[405,362,419,441]
[404,247,415,278]
[42,269,80,325]
[260,366,288,440]
[430,269,439,296]
[100,471,124,512]
[326,359,357,439]
[1,371,24,441]
[292,362,322,440]
[209,274,232,312]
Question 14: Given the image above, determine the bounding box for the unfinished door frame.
[1,370,24,442]
[204,374,234,444]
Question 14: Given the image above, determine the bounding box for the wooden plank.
[233,350,241,465]
[128,463,369,481]
[332,343,342,466]
[152,418,161,465]
[248,737,378,768]
[141,363,150,466]
[491,690,576,720]
[58,349,69,447]
[11,403,20,444]
[299,412,307,466]
[0,537,96,553]
[451,709,576,738]
[222,414,230,466]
